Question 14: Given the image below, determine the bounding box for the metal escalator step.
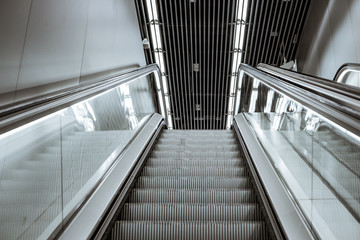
[120,203,262,221]
[111,221,269,240]
[161,130,233,135]
[140,167,246,177]
[128,189,257,203]
[156,138,237,145]
[135,177,251,189]
[146,158,243,167]
[158,137,235,142]
[154,144,239,151]
[151,151,240,159]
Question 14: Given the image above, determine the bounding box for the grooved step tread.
[141,167,247,177]
[113,130,270,239]
[151,151,241,159]
[135,177,251,189]
[120,203,262,221]
[157,139,237,144]
[128,189,257,203]
[146,158,244,167]
[154,144,239,151]
[111,221,269,240]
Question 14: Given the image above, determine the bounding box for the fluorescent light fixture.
[145,0,173,129]
[226,0,249,129]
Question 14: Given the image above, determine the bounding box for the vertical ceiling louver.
[134,0,311,129]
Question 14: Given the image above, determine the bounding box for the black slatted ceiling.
[135,0,311,129]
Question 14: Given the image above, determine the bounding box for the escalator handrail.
[255,63,360,119]
[0,64,167,134]
[333,63,360,83]
[257,63,360,100]
[236,64,360,137]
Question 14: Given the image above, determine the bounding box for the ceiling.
[135,0,311,129]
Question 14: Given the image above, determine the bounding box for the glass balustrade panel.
[236,72,360,239]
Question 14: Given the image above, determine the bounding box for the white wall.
[0,0,146,105]
[296,0,360,80]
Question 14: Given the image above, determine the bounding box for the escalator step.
[151,151,241,159]
[154,144,239,151]
[161,130,233,136]
[120,203,262,221]
[128,189,257,203]
[156,139,237,145]
[135,177,251,189]
[111,221,269,240]
[140,167,246,177]
[146,158,243,167]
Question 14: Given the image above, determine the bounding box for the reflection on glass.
[237,73,360,239]
[0,75,156,239]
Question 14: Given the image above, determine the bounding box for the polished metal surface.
[229,64,360,137]
[334,63,360,87]
[257,63,360,118]
[258,63,360,99]
[0,64,169,134]
[135,0,311,129]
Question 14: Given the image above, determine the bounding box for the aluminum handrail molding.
[0,64,168,134]
[334,63,360,83]
[235,64,360,137]
[257,63,360,99]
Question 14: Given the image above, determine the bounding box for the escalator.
[1,63,360,240]
[110,130,270,239]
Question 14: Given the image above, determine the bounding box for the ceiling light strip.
[170,0,184,129]
[137,0,154,64]
[183,0,194,129]
[221,0,237,129]
[210,0,216,129]
[145,0,173,129]
[216,0,229,129]
[159,0,180,129]
[226,0,248,129]
[176,0,190,129]
[168,0,185,129]
[188,2,196,129]
[208,0,213,129]
[198,1,206,129]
